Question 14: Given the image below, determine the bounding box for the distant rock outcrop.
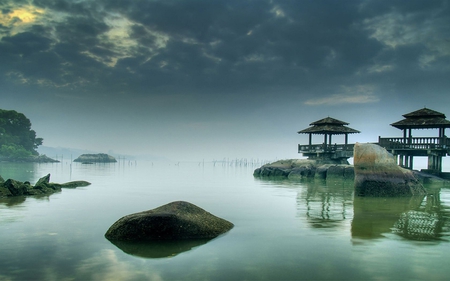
[105,201,234,241]
[0,174,90,198]
[253,159,354,180]
[73,153,117,163]
[353,143,427,197]
[0,154,59,163]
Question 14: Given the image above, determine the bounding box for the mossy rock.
[105,201,234,241]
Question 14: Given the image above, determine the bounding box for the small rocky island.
[73,153,117,163]
[0,174,90,198]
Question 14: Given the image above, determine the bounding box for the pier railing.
[298,143,355,153]
[378,137,450,150]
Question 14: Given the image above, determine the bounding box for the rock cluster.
[353,143,427,196]
[73,153,117,163]
[0,174,90,197]
[253,159,354,180]
[105,201,234,241]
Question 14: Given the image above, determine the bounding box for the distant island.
[73,153,117,163]
[0,154,59,163]
[0,109,59,162]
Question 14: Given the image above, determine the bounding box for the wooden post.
[428,155,435,170]
[345,134,348,150]
[328,134,332,150]
[408,129,412,145]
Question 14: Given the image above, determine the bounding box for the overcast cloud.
[1,0,449,163]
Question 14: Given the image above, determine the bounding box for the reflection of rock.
[353,143,426,196]
[253,159,354,180]
[73,153,117,163]
[110,239,210,258]
[0,174,91,198]
[105,201,234,241]
[352,196,425,240]
[0,195,26,206]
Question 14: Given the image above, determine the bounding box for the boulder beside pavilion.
[353,143,427,196]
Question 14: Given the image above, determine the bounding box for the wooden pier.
[298,108,450,176]
[378,136,450,173]
[377,108,450,175]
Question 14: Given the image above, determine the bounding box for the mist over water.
[1,161,450,280]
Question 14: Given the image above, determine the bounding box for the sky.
[1,0,450,163]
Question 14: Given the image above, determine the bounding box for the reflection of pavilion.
[294,180,450,241]
[393,190,447,241]
[352,188,449,241]
[297,181,354,229]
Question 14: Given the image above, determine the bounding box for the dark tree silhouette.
[0,109,43,158]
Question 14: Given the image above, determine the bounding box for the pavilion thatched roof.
[391,108,450,129]
[298,117,360,135]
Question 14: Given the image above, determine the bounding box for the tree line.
[0,109,43,158]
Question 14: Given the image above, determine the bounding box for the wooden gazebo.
[298,117,360,161]
[378,108,450,174]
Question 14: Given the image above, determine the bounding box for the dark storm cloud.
[1,0,449,102]
[1,0,449,160]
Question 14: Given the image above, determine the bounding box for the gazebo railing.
[298,143,355,153]
[378,137,450,150]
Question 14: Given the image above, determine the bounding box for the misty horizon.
[1,0,449,167]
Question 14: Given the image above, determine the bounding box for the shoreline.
[254,158,449,185]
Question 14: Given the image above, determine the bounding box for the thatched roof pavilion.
[298,117,360,148]
[379,107,450,174]
[391,108,450,131]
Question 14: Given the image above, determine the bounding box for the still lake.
[1,161,450,281]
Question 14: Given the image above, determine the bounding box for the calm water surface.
[1,161,450,281]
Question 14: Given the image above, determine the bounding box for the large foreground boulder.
[105,201,234,241]
[353,143,426,196]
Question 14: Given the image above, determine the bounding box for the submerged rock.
[105,201,234,241]
[0,173,91,198]
[73,153,117,163]
[3,179,29,196]
[353,143,426,197]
